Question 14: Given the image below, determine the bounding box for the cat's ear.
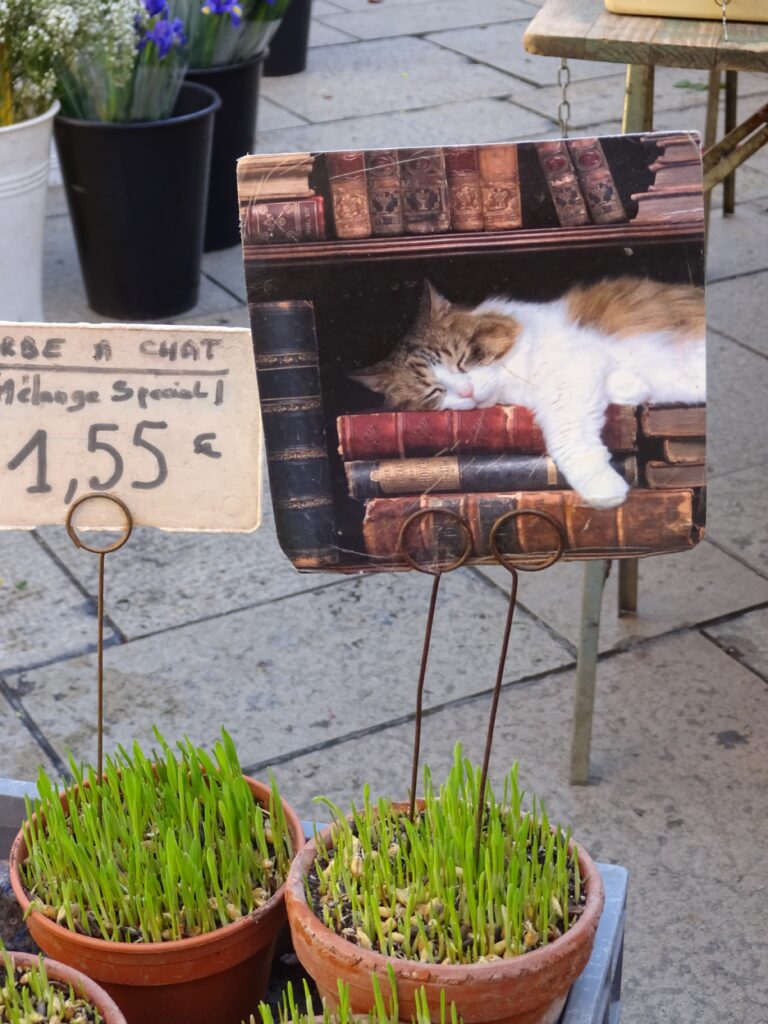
[348,360,390,395]
[470,314,520,359]
[419,280,452,321]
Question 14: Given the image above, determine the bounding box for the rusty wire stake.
[474,509,565,860]
[65,493,133,780]
[397,509,473,821]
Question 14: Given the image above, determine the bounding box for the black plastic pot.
[186,55,264,252]
[54,83,220,321]
[264,0,313,77]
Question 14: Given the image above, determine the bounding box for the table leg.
[704,70,721,232]
[570,559,610,785]
[724,71,738,214]
[618,558,639,616]
[622,65,654,133]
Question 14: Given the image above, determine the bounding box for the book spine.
[362,489,696,565]
[477,145,522,230]
[567,138,627,224]
[325,151,372,239]
[644,462,706,489]
[248,301,339,568]
[536,141,590,227]
[662,438,706,464]
[639,404,706,437]
[444,146,484,232]
[346,454,637,499]
[336,405,637,460]
[365,149,404,236]
[398,148,451,234]
[241,198,325,245]
[236,153,316,202]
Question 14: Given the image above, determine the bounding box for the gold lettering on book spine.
[373,457,460,495]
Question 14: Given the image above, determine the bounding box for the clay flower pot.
[285,805,604,1024]
[10,776,305,1024]
[3,950,127,1024]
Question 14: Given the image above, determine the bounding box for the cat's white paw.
[578,468,631,510]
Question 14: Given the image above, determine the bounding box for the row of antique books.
[238,139,630,246]
[337,404,706,564]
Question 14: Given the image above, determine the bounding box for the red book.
[444,146,484,232]
[362,489,698,566]
[336,405,637,460]
[326,151,372,239]
[242,197,325,245]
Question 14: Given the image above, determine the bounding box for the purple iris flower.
[201,0,243,27]
[143,0,168,14]
[141,15,187,57]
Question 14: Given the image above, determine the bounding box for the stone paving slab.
[316,0,535,41]
[254,97,554,153]
[42,215,241,326]
[0,533,114,675]
[34,493,335,640]
[705,607,768,682]
[176,303,250,328]
[259,37,523,123]
[311,0,346,15]
[705,200,768,283]
[0,691,58,781]
[201,246,249,305]
[476,540,768,655]
[309,19,358,47]
[257,96,309,131]
[707,466,768,580]
[707,269,768,357]
[426,22,620,86]
[269,632,768,1024]
[707,330,768,478]
[0,568,573,775]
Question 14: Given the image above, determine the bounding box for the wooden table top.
[523,0,768,71]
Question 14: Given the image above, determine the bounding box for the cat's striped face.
[349,282,520,410]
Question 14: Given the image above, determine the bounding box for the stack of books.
[238,153,326,245]
[336,403,704,564]
[639,404,706,489]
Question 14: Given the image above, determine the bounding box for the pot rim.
[0,100,60,136]
[4,950,127,1023]
[286,801,605,980]
[9,773,305,959]
[187,50,268,76]
[53,83,221,133]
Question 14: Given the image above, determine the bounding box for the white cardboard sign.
[0,323,261,532]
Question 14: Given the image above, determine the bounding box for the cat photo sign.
[238,133,706,572]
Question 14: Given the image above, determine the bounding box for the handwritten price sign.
[0,323,262,532]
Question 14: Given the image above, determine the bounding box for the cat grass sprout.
[251,968,461,1024]
[21,729,293,943]
[0,945,103,1024]
[309,746,583,964]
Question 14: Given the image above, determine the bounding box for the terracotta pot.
[10,776,305,1024]
[285,804,604,1024]
[3,950,127,1024]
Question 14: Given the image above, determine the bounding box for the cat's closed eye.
[456,354,470,373]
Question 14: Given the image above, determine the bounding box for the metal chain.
[717,0,730,41]
[557,58,571,139]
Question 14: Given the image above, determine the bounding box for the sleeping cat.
[350,278,705,510]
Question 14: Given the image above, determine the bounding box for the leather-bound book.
[662,438,706,464]
[345,453,637,500]
[536,141,590,227]
[337,405,637,460]
[644,462,705,488]
[398,148,451,234]
[478,145,522,230]
[365,149,404,236]
[325,151,372,238]
[362,489,698,566]
[567,138,628,224]
[241,197,325,245]
[639,404,706,437]
[444,146,484,232]
[248,301,338,568]
[632,133,704,225]
[237,153,315,202]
